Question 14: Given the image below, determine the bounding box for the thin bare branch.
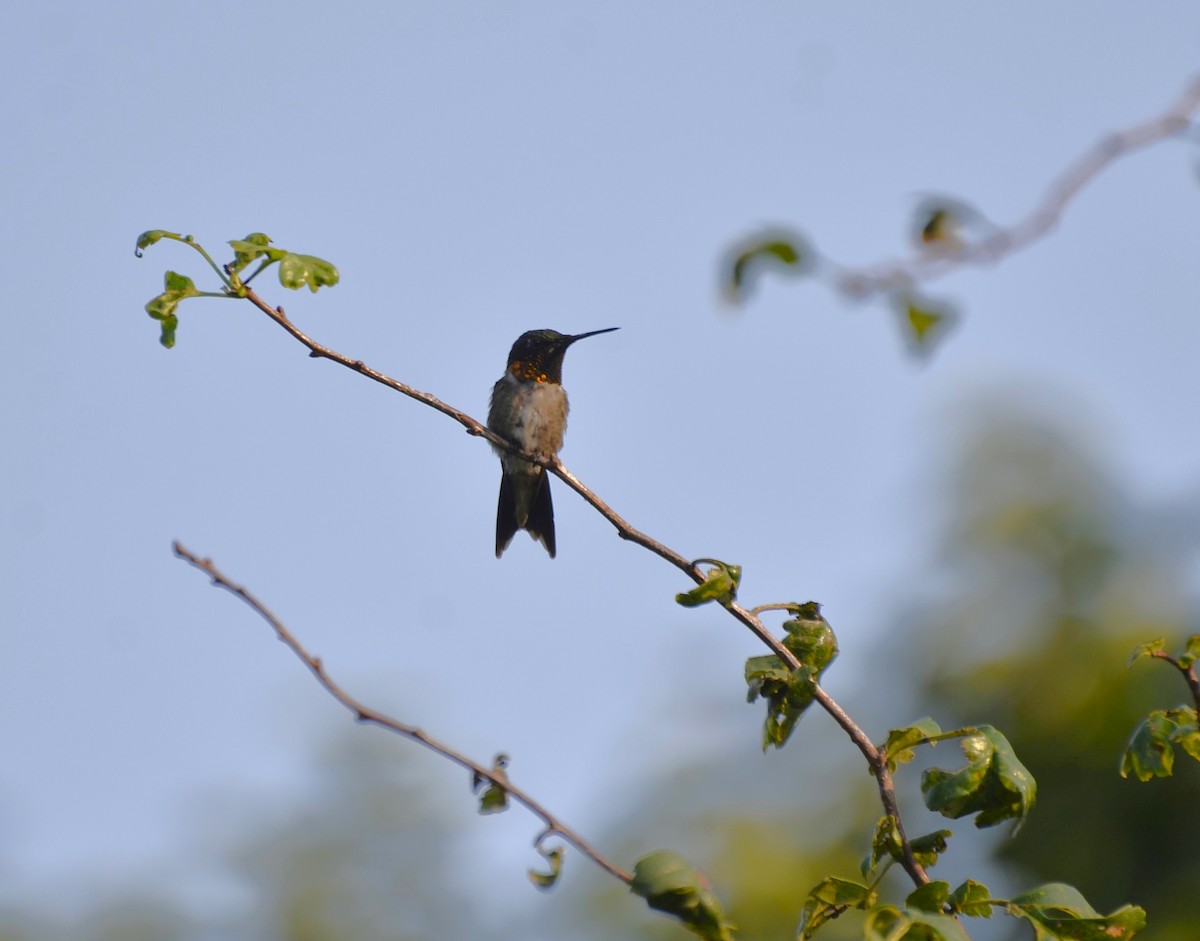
[833,73,1200,299]
[172,540,633,886]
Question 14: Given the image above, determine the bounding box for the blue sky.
[2,0,1199,922]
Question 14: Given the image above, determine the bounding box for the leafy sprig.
[136,230,338,347]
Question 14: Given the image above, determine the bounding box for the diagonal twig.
[172,540,633,886]
[833,73,1200,299]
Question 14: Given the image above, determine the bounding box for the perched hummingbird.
[488,327,619,558]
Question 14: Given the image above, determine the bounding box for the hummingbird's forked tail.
[495,470,557,558]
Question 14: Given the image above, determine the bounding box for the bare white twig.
[832,74,1200,299]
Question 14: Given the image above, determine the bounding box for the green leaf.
[163,270,195,294]
[1121,707,1200,780]
[881,717,943,772]
[780,602,838,669]
[906,880,950,914]
[723,230,813,304]
[475,783,508,814]
[472,753,510,815]
[864,906,974,941]
[744,655,811,750]
[157,313,179,348]
[921,725,1036,831]
[894,293,957,354]
[908,829,952,869]
[143,270,201,349]
[947,879,993,918]
[1175,722,1200,762]
[228,232,287,273]
[797,876,870,940]
[134,229,181,256]
[1120,712,1176,781]
[1179,633,1200,668]
[863,816,899,877]
[676,562,741,609]
[527,843,563,890]
[630,850,732,941]
[916,205,963,248]
[278,252,340,292]
[231,232,272,250]
[912,196,985,252]
[1126,638,1166,667]
[1007,883,1146,940]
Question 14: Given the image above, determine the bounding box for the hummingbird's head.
[505,328,618,384]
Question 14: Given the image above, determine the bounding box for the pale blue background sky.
[2,0,1199,928]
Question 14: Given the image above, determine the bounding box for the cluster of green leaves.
[1122,636,1200,780]
[742,602,838,749]
[663,550,1145,941]
[827,882,1143,941]
[135,230,339,347]
[796,719,1052,938]
[722,202,969,355]
[801,855,1143,939]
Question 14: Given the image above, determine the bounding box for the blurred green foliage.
[918,411,1200,939]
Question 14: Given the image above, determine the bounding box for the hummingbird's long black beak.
[566,327,619,346]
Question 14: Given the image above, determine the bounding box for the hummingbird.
[488,327,619,558]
